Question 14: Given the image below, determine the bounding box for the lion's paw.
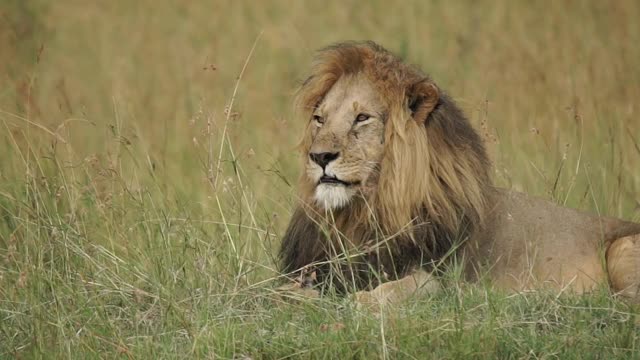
[275,281,320,301]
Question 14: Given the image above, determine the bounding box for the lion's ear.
[408,81,439,124]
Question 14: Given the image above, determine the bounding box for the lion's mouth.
[319,175,358,186]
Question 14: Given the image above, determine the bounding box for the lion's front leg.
[355,269,441,308]
[276,267,320,300]
[276,281,320,299]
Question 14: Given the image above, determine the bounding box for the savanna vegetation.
[1,1,639,358]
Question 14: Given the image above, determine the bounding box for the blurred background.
[3,1,640,205]
[3,1,639,208]
[2,1,640,356]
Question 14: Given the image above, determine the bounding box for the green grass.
[1,0,640,358]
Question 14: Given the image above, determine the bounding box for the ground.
[1,1,639,358]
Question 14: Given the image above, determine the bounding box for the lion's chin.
[314,184,354,210]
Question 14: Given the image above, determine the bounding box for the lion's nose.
[309,152,340,168]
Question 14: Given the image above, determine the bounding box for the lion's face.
[306,74,387,209]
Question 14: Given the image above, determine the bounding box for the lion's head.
[281,41,491,289]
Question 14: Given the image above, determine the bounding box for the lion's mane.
[280,41,491,291]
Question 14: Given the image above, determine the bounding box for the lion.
[279,41,640,306]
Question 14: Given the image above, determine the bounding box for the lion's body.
[463,188,640,293]
[279,41,640,304]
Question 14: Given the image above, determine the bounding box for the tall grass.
[1,1,639,358]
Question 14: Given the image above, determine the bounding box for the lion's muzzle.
[309,151,340,168]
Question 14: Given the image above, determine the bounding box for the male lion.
[279,41,640,305]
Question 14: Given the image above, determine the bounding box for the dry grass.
[1,1,639,358]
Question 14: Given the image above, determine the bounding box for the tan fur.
[279,41,640,305]
[607,234,640,300]
[354,270,440,309]
[462,188,640,293]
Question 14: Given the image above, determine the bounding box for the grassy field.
[1,1,640,358]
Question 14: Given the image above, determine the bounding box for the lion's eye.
[313,114,325,124]
[355,113,371,123]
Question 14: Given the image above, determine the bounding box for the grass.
[1,0,640,358]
